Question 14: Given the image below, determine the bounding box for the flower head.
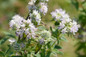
[9,15,24,29]
[9,39,16,44]
[39,2,48,15]
[30,10,41,25]
[51,9,80,35]
[28,0,37,5]
[51,9,65,21]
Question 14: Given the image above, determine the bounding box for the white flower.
[38,30,52,44]
[16,29,24,38]
[58,22,65,29]
[9,39,16,44]
[9,20,16,28]
[59,20,80,34]
[51,11,57,20]
[61,27,68,34]
[23,19,32,24]
[9,15,24,29]
[29,23,37,31]
[39,2,48,15]
[28,0,36,5]
[51,9,65,21]
[51,9,80,35]
[40,30,51,39]
[30,10,41,25]
[22,19,37,38]
[25,28,30,35]
[69,20,80,35]
[61,17,71,24]
[20,24,25,28]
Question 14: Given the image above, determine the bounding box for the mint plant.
[0,0,80,57]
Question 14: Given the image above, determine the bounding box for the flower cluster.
[28,0,48,25]
[51,9,80,35]
[38,30,54,44]
[7,0,80,56]
[9,0,49,44]
[30,10,41,25]
[39,2,48,15]
[9,15,37,39]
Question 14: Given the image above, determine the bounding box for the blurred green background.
[0,0,85,57]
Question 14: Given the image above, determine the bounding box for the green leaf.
[35,0,40,5]
[54,21,59,26]
[0,51,5,56]
[0,38,9,45]
[46,51,51,57]
[5,45,14,57]
[50,26,52,32]
[37,26,46,30]
[27,54,30,57]
[71,0,79,10]
[82,2,86,9]
[51,29,59,38]
[3,31,16,38]
[35,44,42,54]
[11,56,22,57]
[35,53,41,57]
[54,45,62,49]
[60,36,67,42]
[3,31,11,35]
[53,49,63,55]
[40,49,45,57]
[58,51,63,55]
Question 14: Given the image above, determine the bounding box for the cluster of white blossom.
[9,15,25,29]
[51,9,80,35]
[39,2,48,15]
[30,10,41,25]
[28,0,48,25]
[38,30,54,44]
[51,9,66,21]
[9,15,37,39]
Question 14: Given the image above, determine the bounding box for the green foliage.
[0,51,5,56]
[60,36,67,42]
[71,0,79,10]
[0,37,9,45]
[54,45,62,49]
[37,26,46,31]
[71,0,86,57]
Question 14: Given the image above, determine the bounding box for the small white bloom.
[30,10,41,25]
[20,24,25,28]
[38,30,52,44]
[16,29,25,38]
[39,3,48,15]
[58,22,65,29]
[9,20,15,28]
[9,39,16,44]
[61,27,68,34]
[28,0,36,5]
[40,30,51,39]
[61,17,71,24]
[51,9,65,21]
[25,28,30,35]
[9,15,25,29]
[69,20,80,35]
